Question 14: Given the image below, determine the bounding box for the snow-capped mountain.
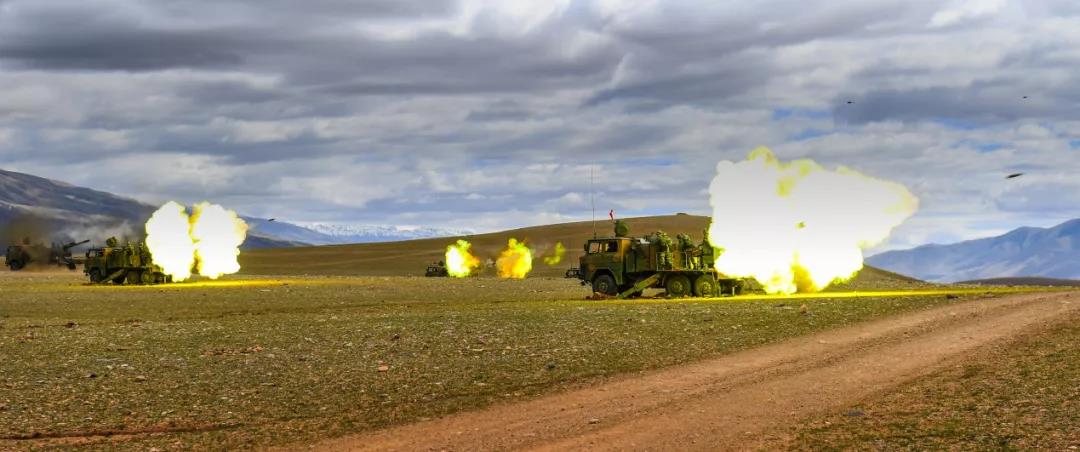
[298,223,474,244]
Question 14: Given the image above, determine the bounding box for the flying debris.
[1006,173,1024,179]
[268,218,276,222]
[846,101,854,104]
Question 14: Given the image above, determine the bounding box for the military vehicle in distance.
[573,220,746,298]
[425,260,449,277]
[5,238,89,271]
[84,237,172,284]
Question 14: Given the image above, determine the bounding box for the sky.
[0,0,1078,250]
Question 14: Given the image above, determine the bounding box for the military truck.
[425,260,449,277]
[574,220,746,298]
[6,238,89,271]
[83,237,172,284]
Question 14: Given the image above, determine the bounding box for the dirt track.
[302,292,1080,451]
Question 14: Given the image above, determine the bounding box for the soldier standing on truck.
[575,220,745,299]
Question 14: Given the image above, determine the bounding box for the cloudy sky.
[1,0,1078,249]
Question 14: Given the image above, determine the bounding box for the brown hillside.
[239,214,927,289]
[240,214,711,278]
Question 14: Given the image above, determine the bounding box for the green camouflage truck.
[6,238,88,271]
[84,237,172,284]
[572,220,746,298]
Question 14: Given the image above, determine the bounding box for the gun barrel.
[63,239,91,249]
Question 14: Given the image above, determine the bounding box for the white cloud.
[0,0,1078,247]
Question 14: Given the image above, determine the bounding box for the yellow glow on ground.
[75,277,1070,301]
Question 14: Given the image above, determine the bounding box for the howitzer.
[62,240,90,250]
[84,237,171,284]
[575,220,751,299]
[6,238,89,271]
[53,239,90,270]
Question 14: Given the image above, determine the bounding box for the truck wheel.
[8,260,23,271]
[592,274,618,296]
[693,276,717,297]
[665,274,691,298]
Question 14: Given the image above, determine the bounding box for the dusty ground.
[1,267,1013,450]
[305,291,1079,451]
[792,316,1080,450]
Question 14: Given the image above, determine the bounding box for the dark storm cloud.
[0,5,255,70]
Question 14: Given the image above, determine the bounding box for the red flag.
[609,209,614,220]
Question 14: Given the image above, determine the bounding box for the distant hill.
[241,215,713,277]
[868,219,1080,282]
[957,277,1080,287]
[0,168,295,248]
[241,214,924,291]
[303,223,473,244]
[250,219,471,245]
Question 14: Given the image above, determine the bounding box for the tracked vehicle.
[84,237,172,284]
[573,220,746,298]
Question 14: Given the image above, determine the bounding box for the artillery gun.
[574,220,749,298]
[425,260,449,277]
[83,237,172,284]
[5,238,89,271]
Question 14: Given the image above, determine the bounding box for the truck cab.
[579,237,634,294]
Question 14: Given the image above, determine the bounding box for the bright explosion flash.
[497,238,533,279]
[708,147,918,294]
[446,240,481,277]
[190,202,248,279]
[144,201,248,281]
[542,242,566,266]
[145,201,196,282]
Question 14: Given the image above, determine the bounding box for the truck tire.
[8,260,23,271]
[693,276,717,297]
[665,274,691,298]
[592,274,618,296]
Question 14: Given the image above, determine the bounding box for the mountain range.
[4,167,1078,281]
[867,219,1080,282]
[0,168,463,248]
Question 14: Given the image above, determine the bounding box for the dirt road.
[305,292,1079,451]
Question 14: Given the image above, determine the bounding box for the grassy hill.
[241,214,711,278]
[240,214,928,289]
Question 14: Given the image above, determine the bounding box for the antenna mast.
[591,166,596,239]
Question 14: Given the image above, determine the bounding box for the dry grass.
[0,267,1001,451]
[790,314,1080,450]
